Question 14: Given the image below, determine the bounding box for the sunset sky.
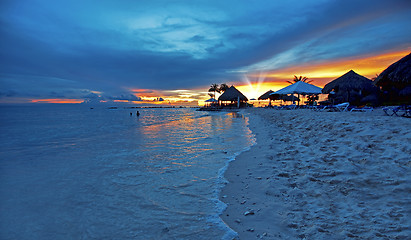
[1,0,410,105]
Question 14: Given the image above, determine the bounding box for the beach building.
[218,85,248,108]
[322,70,380,106]
[258,90,276,106]
[374,52,411,104]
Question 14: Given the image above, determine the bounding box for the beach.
[221,108,411,239]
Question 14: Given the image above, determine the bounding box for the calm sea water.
[0,104,254,239]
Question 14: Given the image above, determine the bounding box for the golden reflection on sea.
[138,110,251,174]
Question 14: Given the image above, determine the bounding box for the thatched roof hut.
[258,90,274,100]
[322,70,376,93]
[399,86,411,96]
[218,86,248,102]
[374,52,411,89]
[258,90,281,106]
[322,70,379,105]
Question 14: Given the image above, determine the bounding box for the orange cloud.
[23,49,410,106]
[130,88,158,97]
[129,88,204,106]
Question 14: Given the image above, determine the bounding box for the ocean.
[0,104,254,239]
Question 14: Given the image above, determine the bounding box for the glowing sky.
[1,0,410,105]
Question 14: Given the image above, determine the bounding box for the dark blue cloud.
[1,0,410,102]
[106,94,142,101]
[0,90,18,98]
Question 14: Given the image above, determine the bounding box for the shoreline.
[220,108,411,239]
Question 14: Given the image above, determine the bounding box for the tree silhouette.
[219,83,229,93]
[286,75,312,85]
[208,83,220,99]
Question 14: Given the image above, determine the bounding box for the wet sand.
[220,108,411,239]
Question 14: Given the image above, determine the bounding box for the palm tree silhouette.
[219,83,229,93]
[209,83,220,99]
[371,74,379,81]
[286,75,312,85]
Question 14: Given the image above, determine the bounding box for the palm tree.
[219,83,229,93]
[286,75,312,85]
[208,83,220,99]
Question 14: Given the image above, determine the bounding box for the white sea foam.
[203,112,257,240]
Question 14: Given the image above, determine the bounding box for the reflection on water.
[0,106,254,240]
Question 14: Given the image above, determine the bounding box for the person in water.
[136,111,140,116]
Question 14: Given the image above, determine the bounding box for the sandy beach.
[220,108,411,239]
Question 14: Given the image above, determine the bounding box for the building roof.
[218,86,248,102]
[322,70,377,93]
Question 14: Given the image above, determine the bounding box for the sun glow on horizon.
[130,88,203,106]
[235,49,410,99]
[5,49,409,106]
